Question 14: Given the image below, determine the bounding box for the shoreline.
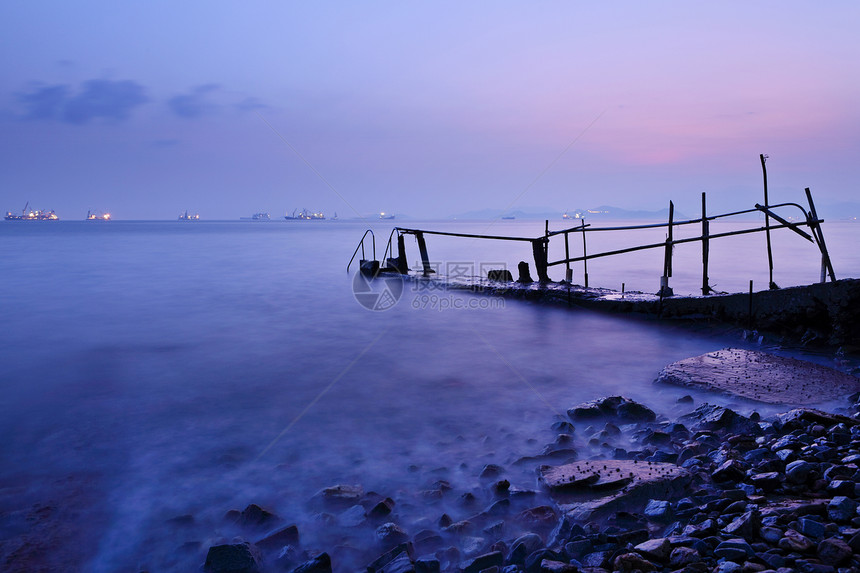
[414,275,860,352]
[194,385,860,572]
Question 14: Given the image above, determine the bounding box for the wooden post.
[580,219,589,288]
[701,192,710,295]
[805,187,836,282]
[532,239,550,282]
[564,231,572,282]
[761,154,777,289]
[396,233,409,274]
[748,279,754,329]
[415,231,435,277]
[659,201,674,297]
[545,219,550,281]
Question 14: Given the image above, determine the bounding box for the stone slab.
[539,460,690,521]
[656,348,860,405]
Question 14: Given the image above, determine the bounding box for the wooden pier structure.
[347,156,856,345]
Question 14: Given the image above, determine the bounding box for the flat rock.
[539,460,690,521]
[656,348,860,405]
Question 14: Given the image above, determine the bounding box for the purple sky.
[2,2,859,219]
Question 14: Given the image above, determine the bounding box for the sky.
[1,1,859,220]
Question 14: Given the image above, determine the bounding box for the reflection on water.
[0,220,857,570]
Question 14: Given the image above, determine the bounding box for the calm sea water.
[1,218,858,571]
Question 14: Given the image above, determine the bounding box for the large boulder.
[567,396,655,423]
[203,542,263,573]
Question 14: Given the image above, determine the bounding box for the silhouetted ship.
[5,202,59,221]
[86,210,111,221]
[240,212,270,221]
[178,211,200,221]
[285,209,325,220]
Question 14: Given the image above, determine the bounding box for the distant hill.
[449,205,689,220]
[819,202,860,221]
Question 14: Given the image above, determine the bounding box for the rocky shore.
[197,390,860,573]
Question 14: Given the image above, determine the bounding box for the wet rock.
[613,551,657,572]
[255,524,299,551]
[292,552,331,573]
[681,403,759,436]
[524,549,562,573]
[817,537,852,566]
[312,484,363,510]
[237,503,280,530]
[827,496,858,522]
[712,460,747,483]
[337,504,366,527]
[797,516,826,539]
[480,464,505,478]
[714,539,754,561]
[567,396,655,423]
[515,506,557,532]
[826,479,855,496]
[460,536,487,558]
[551,420,575,433]
[376,552,414,573]
[633,537,671,562]
[658,349,860,406]
[643,499,672,520]
[203,542,263,573]
[760,526,783,544]
[722,510,760,538]
[413,529,443,554]
[274,545,305,569]
[580,550,612,569]
[539,558,579,573]
[749,471,782,492]
[486,498,510,516]
[668,546,700,567]
[785,460,815,484]
[414,557,440,573]
[778,529,815,552]
[461,550,503,573]
[483,520,505,537]
[369,497,396,519]
[376,522,409,548]
[616,400,657,423]
[540,459,690,521]
[508,533,543,565]
[367,542,413,573]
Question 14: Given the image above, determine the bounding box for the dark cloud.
[167,84,220,118]
[64,80,149,123]
[19,84,70,120]
[18,79,148,124]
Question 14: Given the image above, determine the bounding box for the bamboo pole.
[805,187,836,282]
[547,219,820,266]
[659,201,674,297]
[702,192,710,295]
[415,231,435,276]
[580,219,588,288]
[761,154,778,289]
[564,231,571,282]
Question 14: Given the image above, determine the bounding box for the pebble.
[197,394,860,573]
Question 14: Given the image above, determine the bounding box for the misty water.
[1,218,859,571]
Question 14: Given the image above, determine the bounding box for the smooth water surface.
[1,219,857,570]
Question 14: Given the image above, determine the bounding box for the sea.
[1,217,859,571]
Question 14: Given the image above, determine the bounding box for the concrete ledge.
[656,348,860,405]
